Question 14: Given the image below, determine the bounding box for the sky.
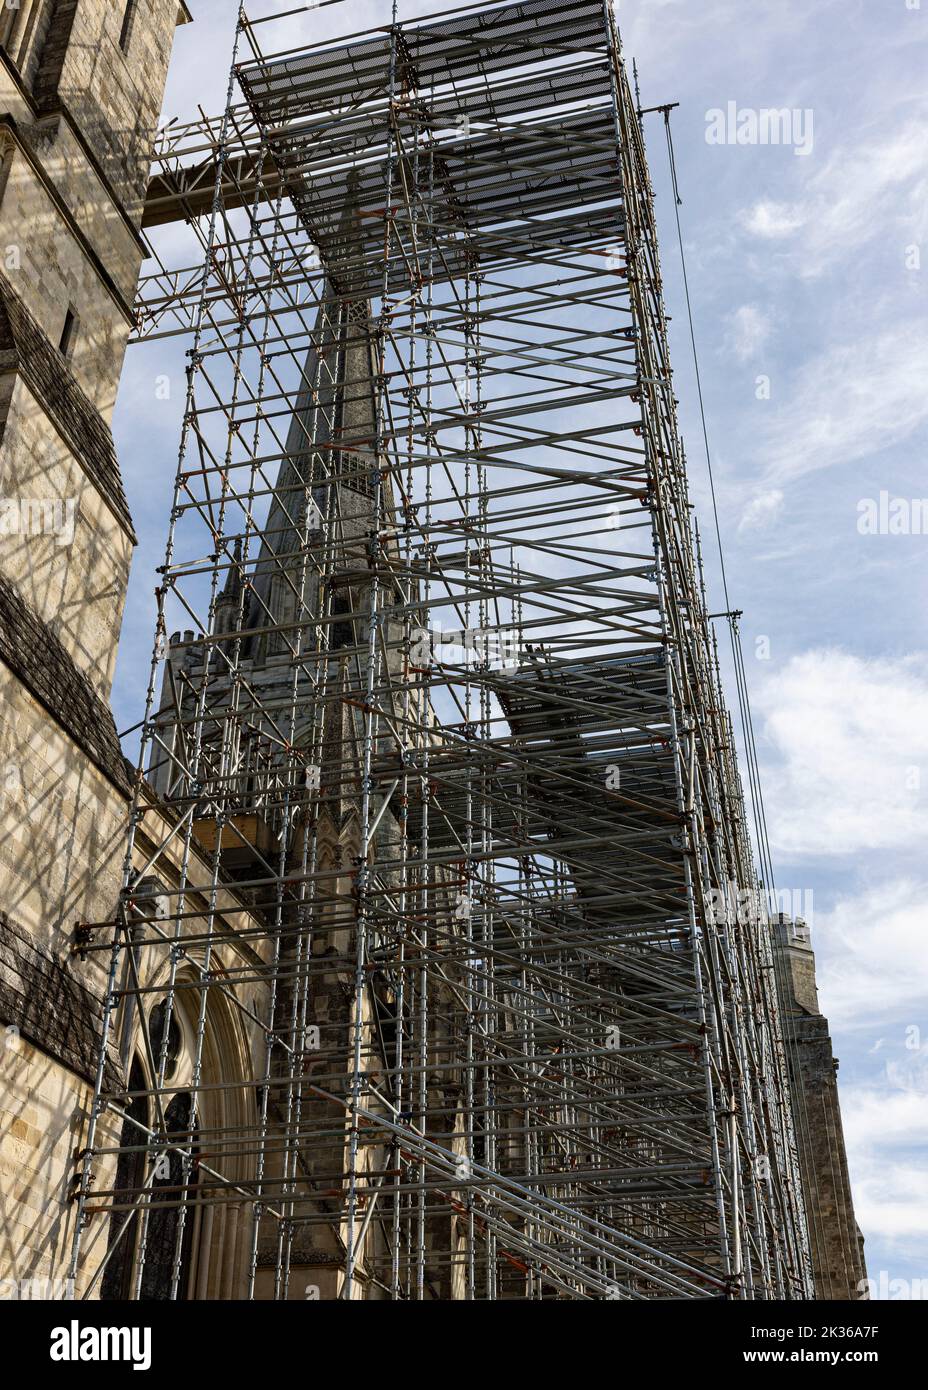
[110,0,928,1297]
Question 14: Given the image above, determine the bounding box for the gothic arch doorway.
[101,962,255,1300]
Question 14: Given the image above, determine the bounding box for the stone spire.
[215,537,244,638]
[238,181,384,660]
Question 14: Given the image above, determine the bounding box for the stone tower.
[0,0,190,1293]
[773,917,867,1299]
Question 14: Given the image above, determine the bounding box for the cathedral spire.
[231,175,385,658]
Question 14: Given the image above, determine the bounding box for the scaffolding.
[67,0,814,1300]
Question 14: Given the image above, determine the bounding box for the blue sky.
[111,0,928,1296]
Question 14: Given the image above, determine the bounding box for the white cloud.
[740,122,928,273]
[812,880,928,1029]
[739,200,805,238]
[841,1060,928,1249]
[757,649,928,857]
[844,1086,928,1151]
[759,326,928,483]
[756,650,928,1254]
[738,487,783,532]
[853,1160,928,1245]
[726,303,773,361]
[799,121,928,276]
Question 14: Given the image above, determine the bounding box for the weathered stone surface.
[40,0,182,223]
[31,1,79,114]
[0,908,122,1091]
[0,571,131,794]
[0,274,135,539]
